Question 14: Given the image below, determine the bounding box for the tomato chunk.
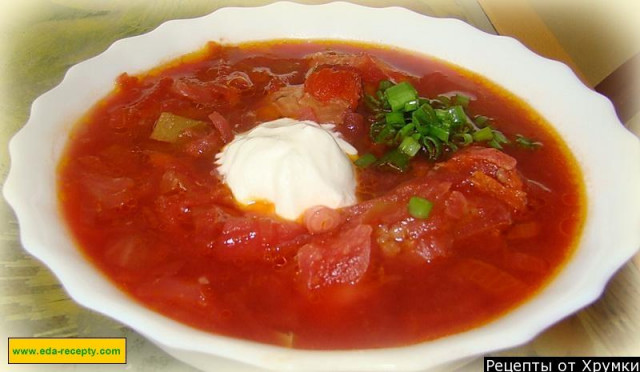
[296,224,372,289]
[215,216,306,262]
[304,67,362,109]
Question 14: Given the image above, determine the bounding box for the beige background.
[1,1,638,371]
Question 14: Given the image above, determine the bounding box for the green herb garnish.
[408,196,433,219]
[354,153,378,168]
[375,149,410,172]
[515,134,543,149]
[365,80,539,170]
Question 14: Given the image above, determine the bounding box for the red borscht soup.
[58,40,584,349]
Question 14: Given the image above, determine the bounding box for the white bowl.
[4,2,640,371]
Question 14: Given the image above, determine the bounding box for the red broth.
[58,40,584,349]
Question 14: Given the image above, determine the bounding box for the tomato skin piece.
[208,111,234,144]
[304,67,362,109]
[214,216,307,262]
[296,224,372,289]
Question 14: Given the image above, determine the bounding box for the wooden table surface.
[1,1,638,371]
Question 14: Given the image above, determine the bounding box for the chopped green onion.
[474,115,490,126]
[365,80,533,170]
[434,108,450,124]
[493,130,509,143]
[448,105,467,126]
[369,121,385,139]
[364,94,381,111]
[354,153,377,168]
[429,125,450,142]
[412,104,436,130]
[515,134,543,149]
[454,94,471,107]
[420,104,438,125]
[436,95,451,107]
[384,81,418,112]
[452,133,473,146]
[472,126,494,142]
[374,125,396,144]
[408,196,433,219]
[376,149,410,172]
[422,136,442,161]
[385,111,405,127]
[378,80,394,91]
[488,139,503,149]
[396,123,415,139]
[447,141,459,153]
[489,130,510,149]
[398,136,422,157]
[404,100,420,112]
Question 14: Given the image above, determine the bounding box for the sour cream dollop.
[215,118,358,220]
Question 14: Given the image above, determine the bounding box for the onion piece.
[303,205,343,234]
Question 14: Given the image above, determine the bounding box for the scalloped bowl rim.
[4,2,640,371]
